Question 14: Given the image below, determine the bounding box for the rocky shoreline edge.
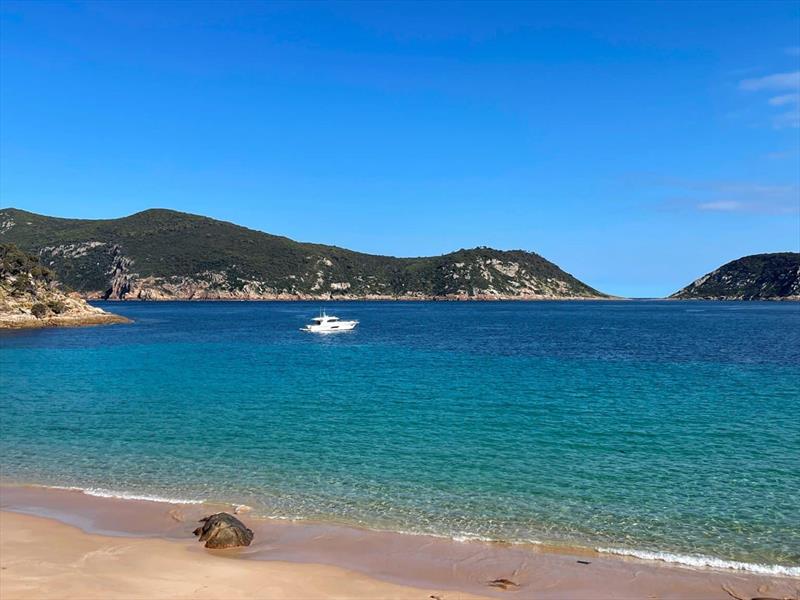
[1,243,131,330]
[0,312,131,330]
[87,292,623,301]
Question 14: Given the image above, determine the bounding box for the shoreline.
[0,313,130,330]
[89,294,622,302]
[7,483,798,578]
[90,296,799,302]
[1,484,797,599]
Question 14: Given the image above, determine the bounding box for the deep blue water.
[1,301,799,572]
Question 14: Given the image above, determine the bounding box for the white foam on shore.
[451,534,497,543]
[597,547,800,577]
[48,485,205,505]
[23,483,799,577]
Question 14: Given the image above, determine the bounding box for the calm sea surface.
[1,301,799,572]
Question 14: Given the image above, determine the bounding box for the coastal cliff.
[671,253,800,300]
[0,208,608,301]
[0,243,129,329]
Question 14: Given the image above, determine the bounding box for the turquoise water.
[1,301,799,573]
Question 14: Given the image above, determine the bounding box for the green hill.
[670,253,800,300]
[0,207,607,300]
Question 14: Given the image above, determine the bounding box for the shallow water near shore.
[4,486,798,600]
[1,300,799,574]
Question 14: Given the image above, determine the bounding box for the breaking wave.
[597,547,800,577]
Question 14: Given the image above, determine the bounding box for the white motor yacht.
[300,311,358,333]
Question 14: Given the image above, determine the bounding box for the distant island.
[671,253,800,301]
[0,208,609,301]
[0,243,128,329]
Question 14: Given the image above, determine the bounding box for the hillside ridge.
[670,252,800,300]
[0,207,608,301]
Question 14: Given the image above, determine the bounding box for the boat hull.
[300,321,358,333]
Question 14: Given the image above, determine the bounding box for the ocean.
[1,300,798,575]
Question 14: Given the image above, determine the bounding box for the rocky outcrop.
[671,253,800,300]
[0,213,16,234]
[193,513,253,549]
[104,244,136,299]
[83,251,611,301]
[0,243,129,329]
[86,270,610,301]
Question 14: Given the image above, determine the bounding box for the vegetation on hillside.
[1,242,53,281]
[671,253,800,300]
[0,208,606,299]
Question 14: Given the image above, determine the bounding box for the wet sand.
[1,485,798,599]
[1,511,485,600]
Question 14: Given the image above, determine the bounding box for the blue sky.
[1,1,798,297]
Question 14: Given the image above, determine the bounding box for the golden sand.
[0,511,484,600]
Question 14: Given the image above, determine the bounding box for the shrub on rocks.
[30,303,48,319]
[47,300,67,314]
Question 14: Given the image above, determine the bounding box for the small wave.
[24,483,798,576]
[48,485,205,505]
[451,533,498,543]
[597,547,800,577]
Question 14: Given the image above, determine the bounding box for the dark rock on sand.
[193,512,254,549]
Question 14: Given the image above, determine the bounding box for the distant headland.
[670,253,800,301]
[0,208,609,301]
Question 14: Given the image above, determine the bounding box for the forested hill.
[671,253,800,300]
[0,207,607,300]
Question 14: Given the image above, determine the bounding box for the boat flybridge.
[300,310,359,333]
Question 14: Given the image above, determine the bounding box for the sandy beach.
[0,511,485,600]
[1,485,798,600]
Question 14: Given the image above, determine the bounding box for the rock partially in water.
[193,512,254,549]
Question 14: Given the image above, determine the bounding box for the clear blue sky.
[1,1,798,297]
